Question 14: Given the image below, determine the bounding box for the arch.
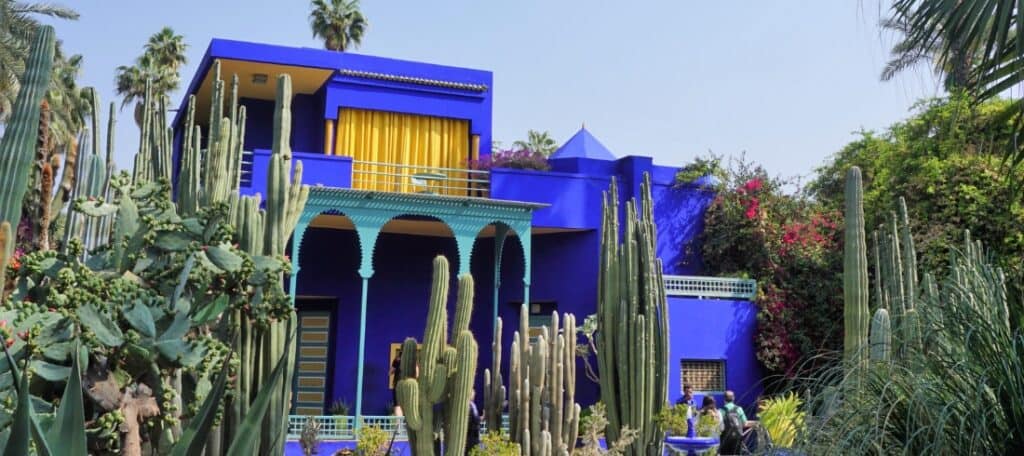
[370,213,459,275]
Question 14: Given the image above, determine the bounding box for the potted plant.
[329,398,353,437]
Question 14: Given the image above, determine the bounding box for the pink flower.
[742,178,764,193]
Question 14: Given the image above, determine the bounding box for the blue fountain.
[663,410,719,455]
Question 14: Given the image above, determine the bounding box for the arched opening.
[289,211,361,416]
[362,214,458,415]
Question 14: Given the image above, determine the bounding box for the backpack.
[719,406,743,455]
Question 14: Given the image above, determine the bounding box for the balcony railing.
[287,415,510,440]
[351,160,490,197]
[663,275,757,300]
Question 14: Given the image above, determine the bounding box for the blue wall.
[666,296,762,412]
[293,225,607,415]
[239,94,323,154]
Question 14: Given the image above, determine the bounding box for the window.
[681,359,725,393]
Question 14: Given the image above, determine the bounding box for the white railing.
[287,414,509,441]
[351,160,490,197]
[663,275,757,299]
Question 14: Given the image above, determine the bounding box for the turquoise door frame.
[288,187,543,427]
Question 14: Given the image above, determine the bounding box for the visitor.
[676,384,696,410]
[391,350,404,416]
[466,390,481,453]
[695,395,723,437]
[719,390,747,455]
[720,390,747,427]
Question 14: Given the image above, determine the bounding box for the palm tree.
[889,1,1024,166]
[115,27,186,126]
[879,17,979,91]
[0,1,78,120]
[513,130,558,156]
[309,0,368,52]
[47,41,87,149]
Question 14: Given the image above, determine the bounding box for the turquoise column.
[288,220,311,304]
[355,271,371,429]
[492,225,508,329]
[353,225,381,431]
[518,223,532,306]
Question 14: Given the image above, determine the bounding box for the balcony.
[241,149,489,198]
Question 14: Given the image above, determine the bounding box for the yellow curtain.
[336,108,470,194]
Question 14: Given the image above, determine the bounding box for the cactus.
[869,308,891,362]
[843,166,869,368]
[396,255,478,456]
[483,317,506,433]
[507,306,580,456]
[0,26,55,258]
[595,174,669,456]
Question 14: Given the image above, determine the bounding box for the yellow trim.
[324,119,336,155]
[336,108,470,194]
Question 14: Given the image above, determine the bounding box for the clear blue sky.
[51,1,940,181]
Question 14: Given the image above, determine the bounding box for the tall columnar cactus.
[483,317,505,434]
[396,255,478,456]
[843,167,869,368]
[868,197,922,360]
[869,308,891,362]
[0,26,55,258]
[595,174,668,456]
[507,306,580,456]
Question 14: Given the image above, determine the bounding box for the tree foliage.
[807,95,1024,293]
[701,156,843,383]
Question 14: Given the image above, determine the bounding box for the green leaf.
[77,305,124,347]
[77,201,118,217]
[45,344,86,456]
[33,317,73,347]
[132,256,155,274]
[124,303,156,338]
[4,366,33,456]
[2,333,54,456]
[154,231,192,251]
[42,342,74,363]
[195,251,224,274]
[171,254,196,313]
[169,352,232,456]
[225,329,294,456]
[192,295,229,325]
[205,243,243,272]
[30,360,70,381]
[160,313,191,343]
[37,257,62,278]
[253,255,284,271]
[182,218,204,236]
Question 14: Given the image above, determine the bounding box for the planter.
[664,435,720,455]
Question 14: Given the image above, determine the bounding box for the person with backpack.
[719,390,747,455]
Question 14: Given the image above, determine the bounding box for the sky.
[49,0,943,182]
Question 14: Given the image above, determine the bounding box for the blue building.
[172,39,763,436]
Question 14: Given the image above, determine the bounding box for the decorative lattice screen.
[681,359,725,392]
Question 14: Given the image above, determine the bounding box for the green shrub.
[468,431,519,456]
[355,425,389,456]
[758,393,804,448]
[655,404,692,436]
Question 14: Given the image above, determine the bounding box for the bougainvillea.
[468,148,550,171]
[700,157,843,384]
